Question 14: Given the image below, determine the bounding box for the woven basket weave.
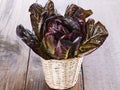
[40,57,83,89]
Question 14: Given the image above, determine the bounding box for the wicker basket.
[40,57,83,89]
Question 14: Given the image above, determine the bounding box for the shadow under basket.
[40,57,83,89]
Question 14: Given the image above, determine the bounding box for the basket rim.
[40,56,83,61]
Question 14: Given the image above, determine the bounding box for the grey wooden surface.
[0,0,120,90]
[0,0,32,89]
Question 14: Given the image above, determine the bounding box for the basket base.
[45,78,78,89]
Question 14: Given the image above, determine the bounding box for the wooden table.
[0,0,120,90]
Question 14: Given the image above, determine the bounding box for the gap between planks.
[24,48,31,90]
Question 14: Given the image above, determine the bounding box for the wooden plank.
[26,51,83,90]
[0,0,35,90]
[77,0,120,90]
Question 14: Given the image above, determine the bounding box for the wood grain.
[0,0,35,90]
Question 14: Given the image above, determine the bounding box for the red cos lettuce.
[16,0,108,60]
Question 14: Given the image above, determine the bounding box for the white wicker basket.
[40,57,83,89]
